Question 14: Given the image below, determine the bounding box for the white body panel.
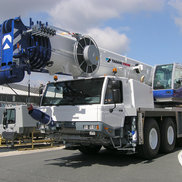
[48,35,79,76]
[40,105,99,122]
[48,34,153,85]
[98,49,153,85]
[129,79,154,108]
[39,105,127,128]
[100,104,125,128]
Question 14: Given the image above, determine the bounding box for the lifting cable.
[5,74,31,105]
[5,83,26,105]
[6,83,19,96]
[27,74,31,104]
[6,83,26,104]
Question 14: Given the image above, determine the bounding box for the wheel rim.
[167,126,174,145]
[149,128,158,150]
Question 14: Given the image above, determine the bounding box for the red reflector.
[122,63,130,67]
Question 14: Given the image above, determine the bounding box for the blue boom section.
[153,89,174,99]
[153,88,182,101]
[0,17,55,84]
[0,18,25,84]
[28,105,55,127]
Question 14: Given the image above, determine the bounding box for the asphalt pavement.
[0,146,182,182]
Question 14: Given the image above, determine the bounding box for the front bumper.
[56,121,123,145]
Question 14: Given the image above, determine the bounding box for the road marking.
[0,146,65,158]
[178,150,182,166]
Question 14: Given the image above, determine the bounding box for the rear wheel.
[140,118,160,159]
[160,118,176,153]
[78,144,102,154]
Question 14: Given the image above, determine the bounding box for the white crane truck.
[28,27,182,159]
[0,17,182,159]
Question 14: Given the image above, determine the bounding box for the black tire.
[103,145,116,151]
[140,118,160,159]
[160,118,176,153]
[176,138,182,147]
[78,145,102,154]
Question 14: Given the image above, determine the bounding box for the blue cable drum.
[2,19,13,34]
[28,35,51,70]
[0,17,54,84]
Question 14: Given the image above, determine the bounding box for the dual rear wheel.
[141,118,176,159]
[160,118,176,153]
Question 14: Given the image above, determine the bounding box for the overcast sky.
[0,0,182,86]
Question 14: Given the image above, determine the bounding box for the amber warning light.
[54,75,58,81]
[112,68,117,74]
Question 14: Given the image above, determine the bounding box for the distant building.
[0,83,41,107]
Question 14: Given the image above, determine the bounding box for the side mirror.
[112,89,121,103]
[3,112,7,129]
[3,111,7,117]
[39,88,43,95]
[111,80,121,103]
[109,80,122,113]
[176,78,182,85]
[111,80,120,89]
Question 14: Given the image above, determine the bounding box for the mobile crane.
[1,17,182,159]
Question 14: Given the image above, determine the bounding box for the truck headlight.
[83,124,99,130]
[83,125,89,130]
[89,125,95,130]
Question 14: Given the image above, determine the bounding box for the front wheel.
[140,118,160,159]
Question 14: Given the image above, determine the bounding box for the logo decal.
[2,34,12,50]
[106,57,131,67]
[106,58,111,63]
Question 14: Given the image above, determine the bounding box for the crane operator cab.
[153,63,182,105]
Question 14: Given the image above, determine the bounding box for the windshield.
[153,64,173,90]
[3,109,15,127]
[41,78,104,106]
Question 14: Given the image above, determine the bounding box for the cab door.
[102,78,125,128]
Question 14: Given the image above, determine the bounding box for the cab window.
[4,109,15,124]
[174,67,182,89]
[104,79,123,104]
